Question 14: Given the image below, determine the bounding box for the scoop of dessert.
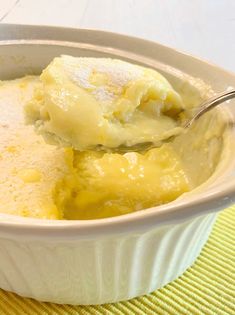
[25,56,184,151]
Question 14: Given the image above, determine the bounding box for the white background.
[0,0,234,72]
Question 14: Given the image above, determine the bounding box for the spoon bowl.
[99,89,235,153]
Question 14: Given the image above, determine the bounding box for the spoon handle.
[185,89,235,128]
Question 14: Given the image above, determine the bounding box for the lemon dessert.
[0,57,226,219]
[0,77,69,219]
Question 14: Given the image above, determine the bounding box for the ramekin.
[0,24,235,305]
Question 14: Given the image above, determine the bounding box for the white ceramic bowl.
[0,24,235,305]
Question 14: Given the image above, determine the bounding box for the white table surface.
[0,0,234,72]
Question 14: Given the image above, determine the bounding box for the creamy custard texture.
[54,146,191,219]
[25,56,184,151]
[0,57,227,220]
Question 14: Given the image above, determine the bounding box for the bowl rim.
[0,23,235,238]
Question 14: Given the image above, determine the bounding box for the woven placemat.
[0,207,234,315]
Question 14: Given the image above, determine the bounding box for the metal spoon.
[99,89,235,153]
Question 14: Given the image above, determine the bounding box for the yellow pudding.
[0,58,227,220]
[55,145,191,219]
[25,56,184,151]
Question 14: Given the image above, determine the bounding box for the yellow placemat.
[0,207,234,315]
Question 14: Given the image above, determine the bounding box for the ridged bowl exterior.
[0,213,216,305]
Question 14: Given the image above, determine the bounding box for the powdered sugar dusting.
[0,77,68,218]
[61,56,143,102]
[92,86,114,102]
[71,67,93,89]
